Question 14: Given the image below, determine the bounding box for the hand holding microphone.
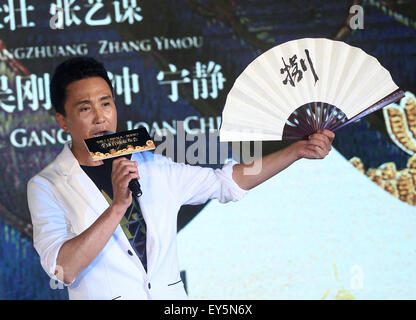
[102,131,143,200]
[85,129,150,206]
[110,157,141,210]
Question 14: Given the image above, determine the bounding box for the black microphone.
[104,131,143,198]
[128,179,142,198]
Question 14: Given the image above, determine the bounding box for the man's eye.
[80,106,90,111]
[103,102,110,107]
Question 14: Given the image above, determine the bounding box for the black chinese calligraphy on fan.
[280,49,319,87]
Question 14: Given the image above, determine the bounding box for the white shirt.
[27,142,248,300]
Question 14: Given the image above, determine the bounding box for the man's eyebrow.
[99,95,112,101]
[74,99,90,106]
[74,95,112,106]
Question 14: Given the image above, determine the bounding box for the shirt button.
[148,283,151,289]
[127,250,133,256]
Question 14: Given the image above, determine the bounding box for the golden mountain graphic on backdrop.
[350,155,416,206]
[383,91,416,155]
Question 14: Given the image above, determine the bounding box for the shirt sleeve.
[27,176,77,286]
[158,156,249,206]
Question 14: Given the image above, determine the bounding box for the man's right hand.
[111,157,140,211]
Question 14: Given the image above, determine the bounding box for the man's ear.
[56,113,68,132]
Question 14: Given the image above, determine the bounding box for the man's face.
[56,76,117,150]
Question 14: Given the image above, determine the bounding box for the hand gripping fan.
[219,38,405,141]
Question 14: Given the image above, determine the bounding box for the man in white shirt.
[27,57,334,300]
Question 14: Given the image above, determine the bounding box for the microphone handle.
[129,178,142,198]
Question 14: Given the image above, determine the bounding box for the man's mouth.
[92,131,108,137]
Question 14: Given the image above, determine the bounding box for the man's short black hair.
[50,57,113,115]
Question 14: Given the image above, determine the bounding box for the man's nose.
[92,105,105,123]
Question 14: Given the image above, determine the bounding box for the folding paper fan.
[219,38,405,141]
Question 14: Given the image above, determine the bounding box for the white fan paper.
[219,38,404,141]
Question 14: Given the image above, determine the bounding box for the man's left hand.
[292,129,335,160]
[232,129,335,190]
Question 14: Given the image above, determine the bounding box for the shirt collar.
[56,142,82,176]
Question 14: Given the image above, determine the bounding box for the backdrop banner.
[0,0,415,299]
